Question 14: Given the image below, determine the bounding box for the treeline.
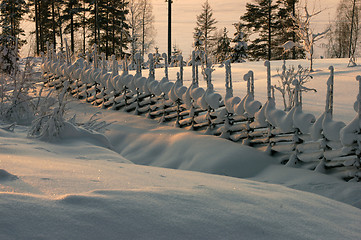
[194,0,361,65]
[0,0,154,61]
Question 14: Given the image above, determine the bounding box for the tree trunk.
[56,6,64,50]
[268,0,272,61]
[35,0,40,55]
[95,0,98,46]
[292,0,296,59]
[83,0,86,54]
[106,1,109,58]
[112,12,115,56]
[52,0,56,50]
[120,1,124,59]
[71,14,74,53]
[39,0,44,52]
[142,4,145,60]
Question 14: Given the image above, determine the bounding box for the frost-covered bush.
[274,61,315,111]
[28,83,68,141]
[0,57,39,125]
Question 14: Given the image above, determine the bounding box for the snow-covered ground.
[1,58,361,239]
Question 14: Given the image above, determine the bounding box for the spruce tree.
[277,0,304,59]
[231,23,247,63]
[0,0,29,48]
[240,0,280,60]
[214,28,231,63]
[194,0,217,62]
[86,0,130,58]
[62,0,83,53]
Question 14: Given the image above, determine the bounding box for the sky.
[152,0,340,59]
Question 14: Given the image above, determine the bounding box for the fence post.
[93,44,98,69]
[148,53,155,79]
[225,60,233,97]
[326,66,334,116]
[64,38,71,65]
[265,61,271,99]
[111,55,118,76]
[162,53,169,79]
[178,55,184,85]
[135,52,142,78]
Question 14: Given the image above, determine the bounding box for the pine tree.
[277,0,304,59]
[240,0,281,60]
[214,28,231,63]
[231,23,247,63]
[194,0,217,62]
[0,0,29,48]
[111,0,130,59]
[86,0,130,58]
[62,0,83,53]
[28,0,54,53]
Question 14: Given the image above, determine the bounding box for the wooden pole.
[167,0,172,62]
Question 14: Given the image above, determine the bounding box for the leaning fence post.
[64,38,71,65]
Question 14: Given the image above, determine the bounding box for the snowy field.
[1,58,361,239]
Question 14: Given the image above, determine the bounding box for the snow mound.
[59,122,114,150]
[109,126,277,178]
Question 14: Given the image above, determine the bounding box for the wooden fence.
[41,47,361,182]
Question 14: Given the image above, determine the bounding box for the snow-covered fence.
[41,47,361,182]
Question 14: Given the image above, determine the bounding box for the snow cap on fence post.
[162,53,169,80]
[326,66,334,116]
[264,60,271,99]
[244,71,254,95]
[148,53,155,79]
